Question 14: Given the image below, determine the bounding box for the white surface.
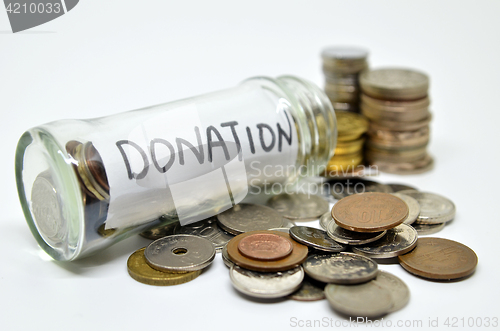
[1,1,499,330]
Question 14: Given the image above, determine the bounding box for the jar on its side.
[15,75,337,261]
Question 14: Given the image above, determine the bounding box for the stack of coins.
[325,111,368,175]
[359,68,433,174]
[321,46,369,113]
[128,234,216,286]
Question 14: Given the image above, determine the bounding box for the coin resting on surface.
[144,234,216,273]
[289,277,326,302]
[127,248,201,286]
[326,221,387,246]
[352,223,418,259]
[174,216,234,251]
[330,179,393,200]
[289,226,348,252]
[227,230,308,272]
[266,193,329,221]
[217,204,284,235]
[398,237,478,280]
[411,222,445,236]
[332,192,408,232]
[237,233,293,261]
[391,193,421,225]
[397,191,455,224]
[325,282,393,318]
[372,271,410,313]
[303,252,378,284]
[229,265,304,299]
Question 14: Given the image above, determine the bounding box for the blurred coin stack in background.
[325,111,368,175]
[359,68,433,174]
[321,46,369,113]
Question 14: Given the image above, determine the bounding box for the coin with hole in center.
[303,253,378,284]
[144,234,216,273]
[289,226,347,252]
[332,192,408,232]
[127,248,201,286]
[238,233,293,261]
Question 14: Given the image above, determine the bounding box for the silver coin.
[319,212,333,230]
[392,193,420,225]
[289,277,326,301]
[221,244,234,268]
[216,203,283,235]
[327,221,386,245]
[282,218,296,229]
[266,193,330,221]
[303,253,378,284]
[373,271,410,313]
[325,281,393,318]
[290,226,347,252]
[174,217,234,252]
[352,224,418,259]
[31,174,65,246]
[229,265,304,299]
[268,228,290,233]
[387,183,418,192]
[322,46,369,61]
[398,191,455,224]
[360,68,429,100]
[144,234,216,272]
[330,179,393,199]
[411,222,445,236]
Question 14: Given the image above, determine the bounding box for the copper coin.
[237,233,293,261]
[398,237,477,280]
[227,230,308,272]
[332,192,408,233]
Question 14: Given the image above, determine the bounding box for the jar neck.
[276,76,337,177]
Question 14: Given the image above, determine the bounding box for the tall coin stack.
[325,111,368,175]
[321,46,369,113]
[359,68,433,174]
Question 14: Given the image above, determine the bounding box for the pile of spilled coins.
[127,181,477,319]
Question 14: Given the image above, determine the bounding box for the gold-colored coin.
[327,153,363,171]
[336,111,369,141]
[127,247,201,286]
[335,137,365,155]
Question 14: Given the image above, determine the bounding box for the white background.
[1,1,499,330]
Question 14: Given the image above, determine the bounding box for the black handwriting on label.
[116,114,293,180]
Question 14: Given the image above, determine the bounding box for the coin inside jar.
[237,233,293,261]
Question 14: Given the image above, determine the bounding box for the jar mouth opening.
[16,130,84,261]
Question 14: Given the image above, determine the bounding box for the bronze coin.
[332,192,408,232]
[227,230,308,272]
[398,237,478,280]
[238,233,293,261]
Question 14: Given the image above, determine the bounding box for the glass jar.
[15,75,337,261]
